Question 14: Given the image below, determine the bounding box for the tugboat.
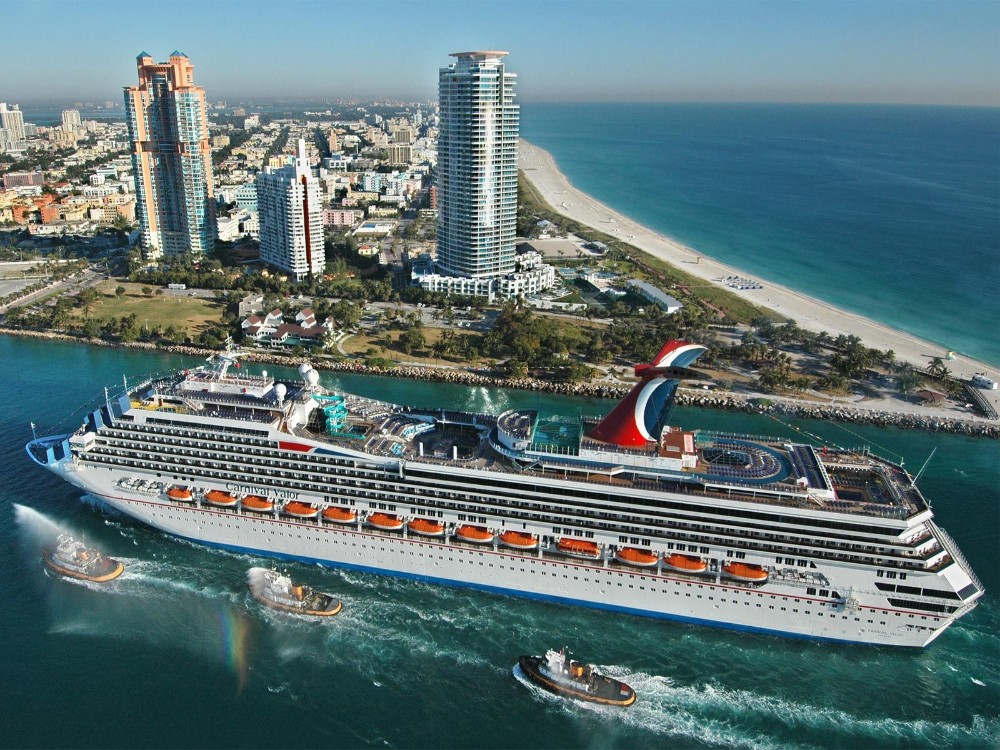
[518,647,636,707]
[247,567,342,617]
[42,534,124,583]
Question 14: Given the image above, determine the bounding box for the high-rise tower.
[256,139,324,281]
[61,109,82,134]
[436,51,519,279]
[124,51,216,259]
[0,103,26,143]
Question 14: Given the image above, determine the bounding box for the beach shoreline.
[518,139,1000,399]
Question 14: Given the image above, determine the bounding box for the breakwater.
[3,327,997,437]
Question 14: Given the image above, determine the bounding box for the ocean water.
[1,336,998,749]
[520,103,1000,366]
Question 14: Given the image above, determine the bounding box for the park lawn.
[341,326,486,366]
[73,281,225,334]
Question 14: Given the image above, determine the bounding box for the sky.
[2,0,998,107]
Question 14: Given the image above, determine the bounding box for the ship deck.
[119,374,928,523]
[294,397,926,522]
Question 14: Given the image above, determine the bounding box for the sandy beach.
[519,139,999,402]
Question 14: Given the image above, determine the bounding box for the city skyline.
[2,0,998,107]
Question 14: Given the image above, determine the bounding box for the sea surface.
[520,103,1000,366]
[1,336,998,749]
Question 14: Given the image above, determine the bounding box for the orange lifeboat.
[167,486,193,502]
[455,524,494,544]
[367,512,405,531]
[723,562,769,583]
[322,506,357,524]
[615,547,659,568]
[283,501,319,519]
[556,538,601,559]
[242,495,274,512]
[205,489,238,507]
[663,553,708,573]
[499,530,539,550]
[408,518,446,537]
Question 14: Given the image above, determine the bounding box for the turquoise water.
[520,103,1000,366]
[2,336,998,748]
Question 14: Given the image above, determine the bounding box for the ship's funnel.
[589,340,707,447]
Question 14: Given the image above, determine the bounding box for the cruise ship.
[26,341,983,647]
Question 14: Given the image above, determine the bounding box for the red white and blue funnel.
[589,340,707,447]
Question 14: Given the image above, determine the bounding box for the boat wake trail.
[598,665,998,750]
[514,655,997,750]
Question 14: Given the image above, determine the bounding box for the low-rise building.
[627,279,683,313]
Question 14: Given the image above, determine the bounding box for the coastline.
[518,139,1000,399]
[3,328,996,437]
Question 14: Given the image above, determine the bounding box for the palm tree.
[927,356,950,379]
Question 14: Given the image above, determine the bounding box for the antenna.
[910,447,937,488]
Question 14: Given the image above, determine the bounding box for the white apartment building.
[436,51,519,279]
[256,138,324,281]
[61,109,82,133]
[0,103,26,143]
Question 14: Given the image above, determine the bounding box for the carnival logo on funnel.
[589,340,707,447]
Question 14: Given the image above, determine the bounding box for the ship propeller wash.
[26,341,983,646]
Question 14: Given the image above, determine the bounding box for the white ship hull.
[50,462,961,648]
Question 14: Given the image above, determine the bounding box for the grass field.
[72,282,225,334]
[340,326,485,366]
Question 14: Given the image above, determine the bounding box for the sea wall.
[2,328,996,438]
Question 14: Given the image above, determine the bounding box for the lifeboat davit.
[615,547,659,568]
[500,530,539,550]
[167,486,193,502]
[367,512,405,531]
[556,538,601,560]
[242,495,274,512]
[283,501,319,519]
[455,524,494,544]
[408,518,446,537]
[204,489,238,507]
[42,534,124,583]
[662,553,708,573]
[322,506,357,524]
[722,562,769,583]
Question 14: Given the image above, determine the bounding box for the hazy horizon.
[2,0,998,108]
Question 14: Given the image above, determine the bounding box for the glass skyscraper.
[124,51,216,259]
[436,51,519,279]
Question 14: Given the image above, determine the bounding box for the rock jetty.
[2,328,996,438]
